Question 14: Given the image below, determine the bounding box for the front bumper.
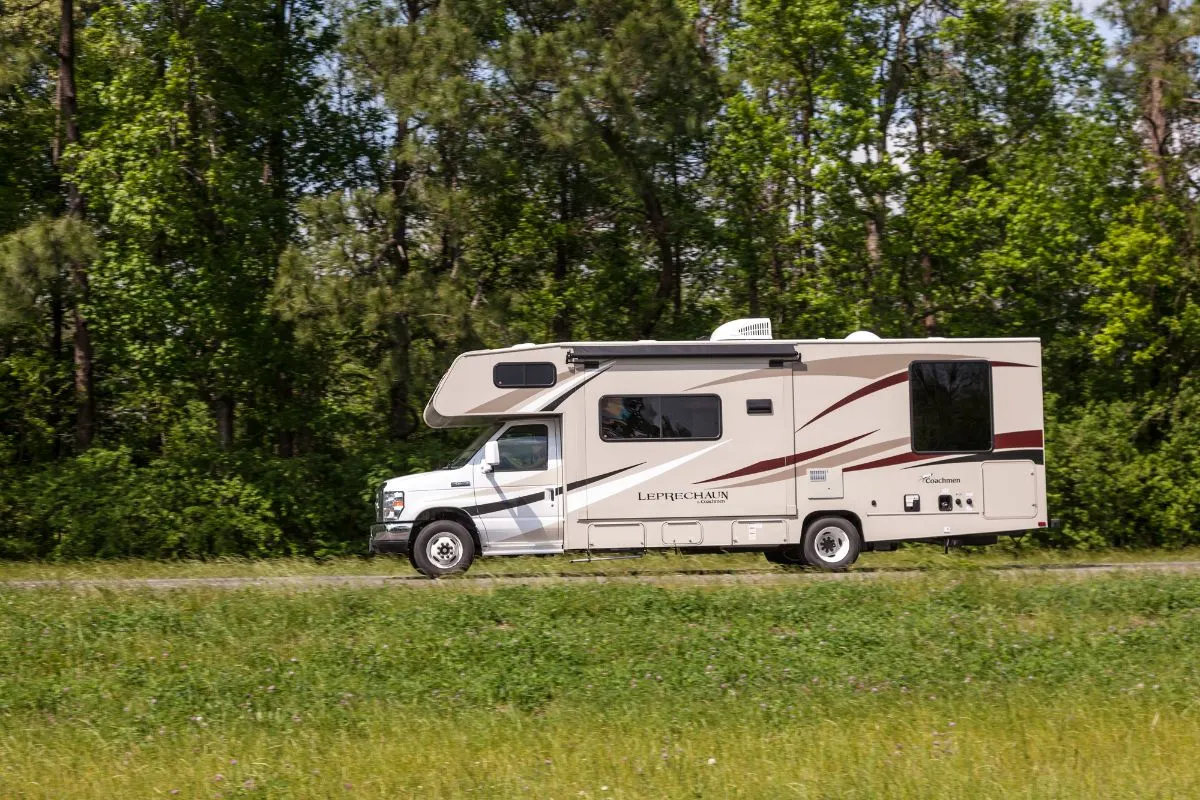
[369,522,413,554]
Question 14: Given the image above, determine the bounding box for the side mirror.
[482,440,500,473]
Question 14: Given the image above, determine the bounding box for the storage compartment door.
[661,521,702,545]
[982,460,1037,520]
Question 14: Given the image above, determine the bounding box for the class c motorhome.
[370,319,1049,577]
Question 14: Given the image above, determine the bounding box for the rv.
[370,320,1048,577]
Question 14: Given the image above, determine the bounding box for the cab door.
[472,419,563,553]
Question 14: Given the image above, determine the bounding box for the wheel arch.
[413,507,483,553]
[801,510,863,539]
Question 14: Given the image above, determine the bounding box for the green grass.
[1,572,1199,797]
[0,543,1198,582]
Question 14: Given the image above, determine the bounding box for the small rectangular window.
[493,362,556,388]
[910,361,993,453]
[599,395,721,441]
[494,424,549,471]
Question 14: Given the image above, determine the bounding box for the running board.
[571,551,644,563]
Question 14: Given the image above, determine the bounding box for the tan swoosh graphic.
[466,370,572,414]
[802,353,973,379]
[686,368,783,391]
[806,438,909,468]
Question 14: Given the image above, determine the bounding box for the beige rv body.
[374,335,1047,562]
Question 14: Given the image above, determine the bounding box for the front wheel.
[801,517,861,571]
[411,520,476,578]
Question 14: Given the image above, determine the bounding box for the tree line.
[1,0,1198,558]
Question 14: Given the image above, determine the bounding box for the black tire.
[801,516,861,571]
[764,545,808,566]
[410,520,476,578]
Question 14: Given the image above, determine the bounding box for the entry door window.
[495,424,549,471]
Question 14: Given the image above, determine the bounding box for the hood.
[382,465,473,493]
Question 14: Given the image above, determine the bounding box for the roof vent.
[710,318,772,341]
[845,330,881,342]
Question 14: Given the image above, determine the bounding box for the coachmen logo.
[638,490,729,504]
[920,473,962,484]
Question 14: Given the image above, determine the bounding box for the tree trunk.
[387,313,414,440]
[1141,0,1172,194]
[49,278,65,458]
[56,0,95,450]
[386,124,415,440]
[552,160,572,341]
[592,121,676,336]
[213,395,235,448]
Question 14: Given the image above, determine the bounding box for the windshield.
[441,425,501,470]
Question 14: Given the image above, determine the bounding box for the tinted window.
[910,361,992,452]
[495,424,549,471]
[600,395,721,441]
[661,395,721,439]
[493,362,556,388]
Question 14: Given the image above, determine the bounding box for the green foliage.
[1046,381,1200,548]
[1,0,1199,555]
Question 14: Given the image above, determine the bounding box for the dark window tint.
[493,362,556,388]
[495,424,549,471]
[661,395,721,439]
[600,396,661,439]
[600,395,721,441]
[910,361,993,452]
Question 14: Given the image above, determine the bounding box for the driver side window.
[495,424,549,472]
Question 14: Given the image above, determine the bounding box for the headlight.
[380,490,405,521]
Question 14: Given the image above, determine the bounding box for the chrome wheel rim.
[813,527,850,563]
[427,534,463,569]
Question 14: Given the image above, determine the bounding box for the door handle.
[544,488,555,503]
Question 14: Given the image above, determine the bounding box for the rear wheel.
[411,520,476,578]
[801,516,861,571]
[764,545,808,566]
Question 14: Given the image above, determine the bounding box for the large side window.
[493,362,556,388]
[910,361,993,452]
[495,424,549,471]
[600,395,721,441]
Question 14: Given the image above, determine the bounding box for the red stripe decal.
[798,371,909,430]
[994,429,1043,448]
[844,450,929,472]
[847,430,1043,473]
[990,360,1036,368]
[696,431,876,484]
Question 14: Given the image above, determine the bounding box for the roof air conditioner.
[845,330,881,342]
[710,318,773,341]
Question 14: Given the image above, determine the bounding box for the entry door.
[472,420,563,552]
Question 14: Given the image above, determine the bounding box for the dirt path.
[3,560,1200,591]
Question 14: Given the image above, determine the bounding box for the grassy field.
[1,543,1199,582]
[1,571,1199,797]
